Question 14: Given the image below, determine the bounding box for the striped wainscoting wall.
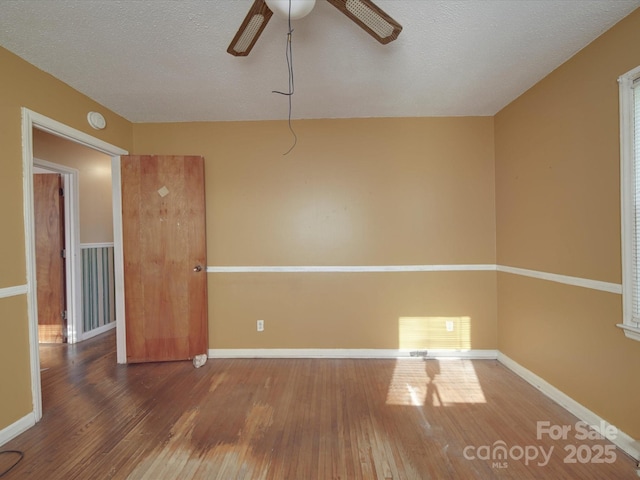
[81,243,115,334]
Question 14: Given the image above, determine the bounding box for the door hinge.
[61,310,67,321]
[61,249,66,258]
[59,187,64,197]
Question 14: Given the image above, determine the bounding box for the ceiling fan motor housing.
[265,0,316,19]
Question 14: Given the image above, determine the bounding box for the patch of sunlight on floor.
[434,359,486,405]
[386,359,486,406]
[386,359,429,406]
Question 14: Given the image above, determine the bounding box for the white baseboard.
[79,321,116,342]
[0,412,35,447]
[208,348,498,359]
[498,352,640,461]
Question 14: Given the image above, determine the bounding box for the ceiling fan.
[227,0,403,56]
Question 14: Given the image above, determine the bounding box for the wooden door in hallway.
[121,155,208,363]
[34,173,67,343]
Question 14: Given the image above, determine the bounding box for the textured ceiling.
[0,0,638,123]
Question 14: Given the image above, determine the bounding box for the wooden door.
[34,173,67,343]
[121,155,208,363]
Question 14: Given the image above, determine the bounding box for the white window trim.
[618,65,640,342]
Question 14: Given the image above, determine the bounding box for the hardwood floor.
[1,331,637,479]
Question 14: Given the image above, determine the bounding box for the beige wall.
[33,129,113,244]
[133,118,497,349]
[0,295,32,428]
[210,272,496,350]
[0,45,132,431]
[495,9,640,437]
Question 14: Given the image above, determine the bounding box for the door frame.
[22,108,128,422]
[33,160,80,344]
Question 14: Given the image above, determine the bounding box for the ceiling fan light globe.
[265,0,316,20]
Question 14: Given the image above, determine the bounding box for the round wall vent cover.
[87,111,106,130]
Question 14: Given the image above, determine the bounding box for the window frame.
[618,65,640,341]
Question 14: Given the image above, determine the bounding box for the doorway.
[22,108,128,422]
[33,129,116,345]
[33,171,67,343]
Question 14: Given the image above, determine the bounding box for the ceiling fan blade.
[227,0,274,56]
[325,0,402,44]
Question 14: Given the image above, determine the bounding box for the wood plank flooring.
[1,331,637,479]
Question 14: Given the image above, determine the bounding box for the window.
[619,65,640,341]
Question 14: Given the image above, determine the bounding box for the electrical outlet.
[446,320,454,332]
[257,320,264,332]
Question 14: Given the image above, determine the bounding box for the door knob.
[193,265,203,272]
